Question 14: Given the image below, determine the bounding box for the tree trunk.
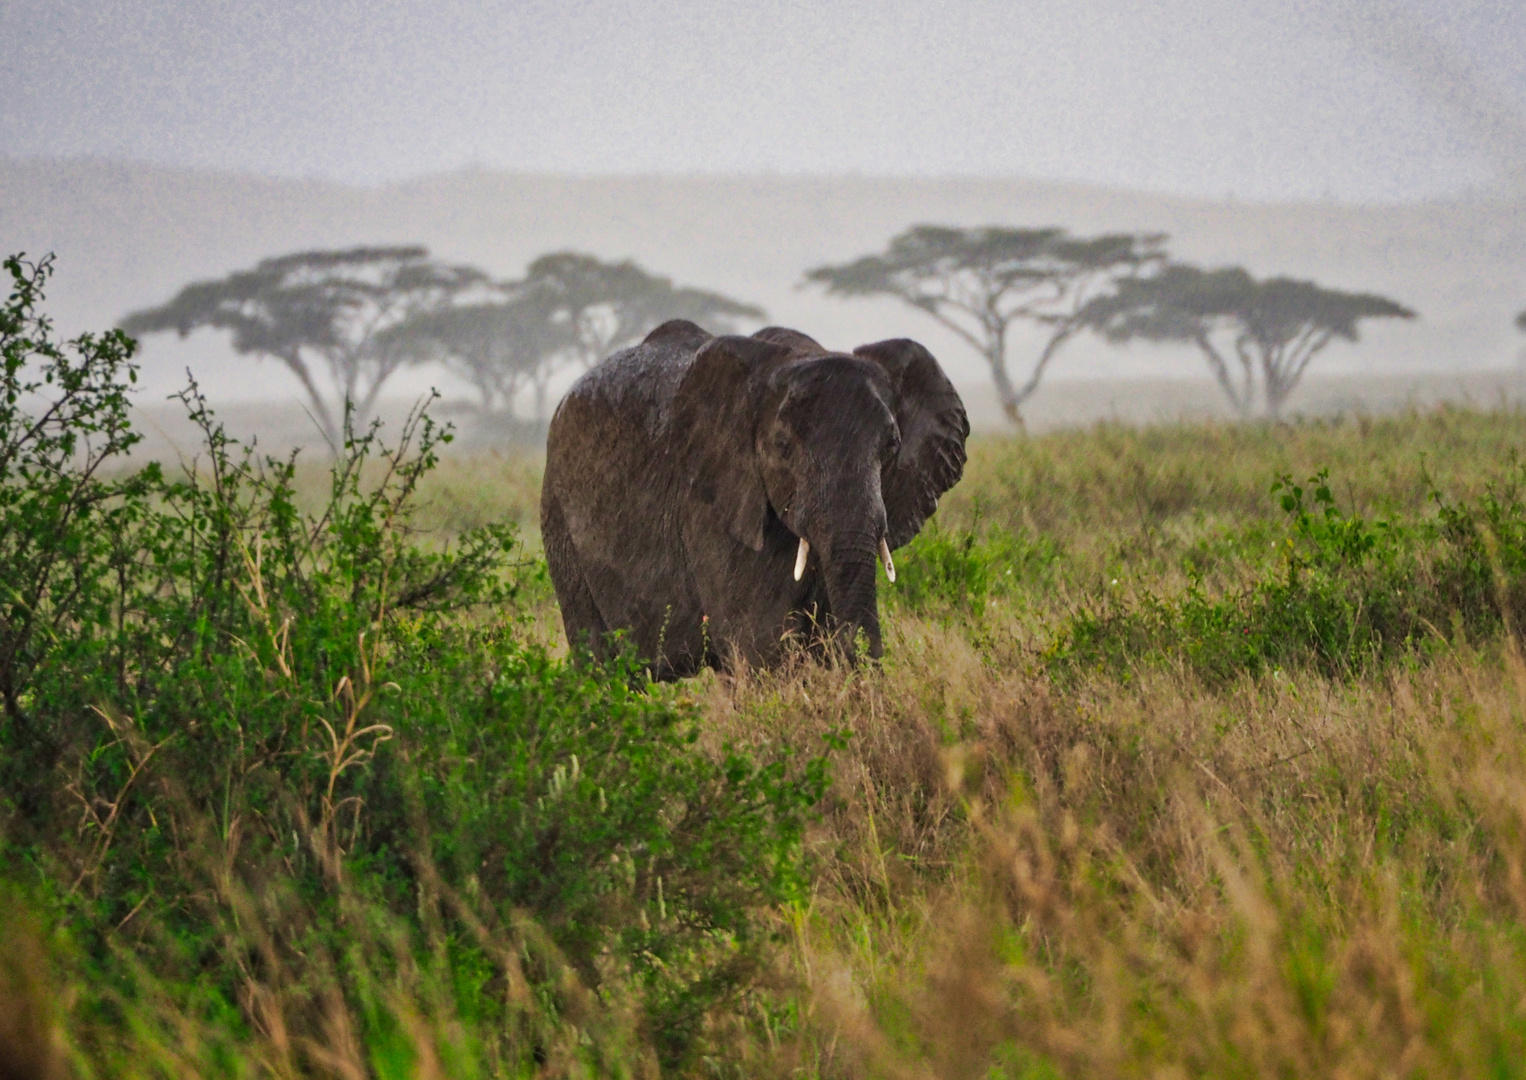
[279,350,340,448]
[355,380,386,434]
[1004,323,1081,430]
[1195,334,1252,420]
[1264,376,1291,420]
[988,352,1026,430]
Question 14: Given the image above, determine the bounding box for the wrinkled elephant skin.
[541,321,968,678]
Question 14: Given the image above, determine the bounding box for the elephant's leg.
[542,492,611,661]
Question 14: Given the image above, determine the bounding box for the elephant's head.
[674,325,968,659]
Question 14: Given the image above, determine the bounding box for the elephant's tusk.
[794,538,810,581]
[879,537,896,583]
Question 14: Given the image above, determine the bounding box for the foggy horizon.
[17,150,1521,209]
[6,0,1526,437]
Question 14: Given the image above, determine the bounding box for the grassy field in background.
[15,405,1526,1078]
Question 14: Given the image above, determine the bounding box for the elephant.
[540,320,968,678]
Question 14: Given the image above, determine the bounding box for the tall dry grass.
[702,616,1526,1077]
[21,405,1526,1077]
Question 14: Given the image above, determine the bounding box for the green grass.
[14,255,1526,1076]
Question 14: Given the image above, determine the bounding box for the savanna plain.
[13,263,1526,1078]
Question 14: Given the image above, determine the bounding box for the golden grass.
[28,405,1526,1077]
[681,408,1526,1076]
[699,616,1526,1077]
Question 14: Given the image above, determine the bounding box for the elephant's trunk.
[819,527,884,660]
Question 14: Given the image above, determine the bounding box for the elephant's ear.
[854,339,970,549]
[753,326,827,353]
[644,318,713,348]
[674,335,795,552]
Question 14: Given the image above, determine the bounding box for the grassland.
[13,398,1526,1079]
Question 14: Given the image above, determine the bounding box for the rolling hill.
[4,156,1525,439]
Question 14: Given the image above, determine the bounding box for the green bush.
[1,254,149,754]
[0,255,831,1075]
[888,516,1061,617]
[1047,465,1526,683]
[386,634,830,1064]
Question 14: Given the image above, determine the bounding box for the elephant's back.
[550,319,710,451]
[543,322,708,645]
[543,321,710,544]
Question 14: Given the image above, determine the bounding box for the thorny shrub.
[0,255,831,1077]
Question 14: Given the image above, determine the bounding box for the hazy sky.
[3,0,1525,202]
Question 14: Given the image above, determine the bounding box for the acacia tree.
[1071,264,1415,418]
[372,284,574,421]
[805,226,1166,425]
[379,253,764,427]
[121,246,487,445]
[523,252,764,370]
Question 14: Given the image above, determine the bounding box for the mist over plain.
[3,0,1525,439]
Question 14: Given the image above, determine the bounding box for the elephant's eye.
[775,434,793,460]
[884,434,902,461]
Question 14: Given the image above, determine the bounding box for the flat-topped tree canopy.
[809,226,1066,297]
[1245,277,1414,351]
[375,252,765,425]
[373,284,576,419]
[1078,265,1258,344]
[121,246,488,445]
[1072,264,1415,418]
[124,247,765,437]
[523,252,765,370]
[805,225,1167,426]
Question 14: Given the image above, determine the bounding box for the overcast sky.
[3,0,1524,202]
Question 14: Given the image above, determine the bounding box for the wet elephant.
[540,321,968,677]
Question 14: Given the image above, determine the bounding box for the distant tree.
[1517,307,1526,334]
[804,226,1166,425]
[121,246,487,445]
[371,285,570,419]
[1071,265,1262,415]
[522,252,765,369]
[378,253,764,427]
[1071,264,1416,418]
